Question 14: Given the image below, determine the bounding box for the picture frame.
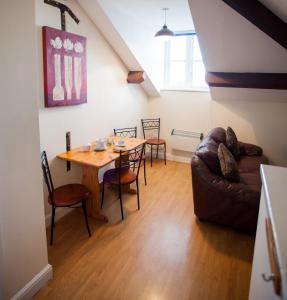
[42,26,87,107]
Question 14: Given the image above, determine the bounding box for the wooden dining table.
[57,137,146,222]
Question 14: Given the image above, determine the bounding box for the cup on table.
[82,143,91,152]
[95,138,105,150]
[118,139,125,146]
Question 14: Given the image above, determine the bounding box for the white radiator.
[170,129,203,152]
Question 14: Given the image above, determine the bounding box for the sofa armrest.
[238,141,263,156]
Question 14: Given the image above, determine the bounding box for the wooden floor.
[35,160,254,300]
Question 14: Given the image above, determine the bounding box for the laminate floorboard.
[35,160,254,300]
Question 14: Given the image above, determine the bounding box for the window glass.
[169,62,186,87]
[163,33,208,90]
[170,36,186,60]
[193,36,202,61]
[192,62,208,88]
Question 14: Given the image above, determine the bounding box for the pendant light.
[154,8,175,40]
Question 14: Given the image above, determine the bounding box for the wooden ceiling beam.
[206,72,287,89]
[222,0,287,49]
[127,71,145,84]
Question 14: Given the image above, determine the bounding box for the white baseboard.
[45,207,74,228]
[166,153,192,164]
[11,264,53,300]
[145,152,192,164]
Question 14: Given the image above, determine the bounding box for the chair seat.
[146,138,166,145]
[104,167,137,185]
[49,184,90,207]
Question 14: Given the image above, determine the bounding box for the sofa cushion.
[226,127,240,161]
[207,127,226,144]
[239,142,263,156]
[196,138,221,175]
[218,143,240,182]
[238,155,268,173]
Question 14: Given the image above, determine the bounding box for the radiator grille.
[170,129,203,152]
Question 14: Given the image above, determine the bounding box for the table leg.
[82,165,108,222]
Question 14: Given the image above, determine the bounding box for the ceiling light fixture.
[154,8,175,40]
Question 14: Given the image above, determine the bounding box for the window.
[163,32,208,91]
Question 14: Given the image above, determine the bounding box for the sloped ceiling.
[259,0,287,23]
[77,0,160,98]
[78,0,195,92]
[188,0,287,100]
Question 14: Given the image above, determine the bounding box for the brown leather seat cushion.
[146,138,166,145]
[49,184,90,206]
[196,137,221,175]
[104,167,137,185]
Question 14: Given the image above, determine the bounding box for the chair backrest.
[41,151,55,205]
[114,126,137,138]
[119,144,144,180]
[141,118,160,140]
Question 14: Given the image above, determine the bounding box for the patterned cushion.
[218,143,240,182]
[226,127,240,161]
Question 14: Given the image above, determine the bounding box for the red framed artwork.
[42,26,87,107]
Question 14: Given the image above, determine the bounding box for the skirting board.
[11,264,52,300]
[145,152,192,164]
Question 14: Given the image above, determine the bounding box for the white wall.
[148,91,211,160]
[0,1,49,299]
[187,0,287,167]
[93,0,287,167]
[35,0,148,216]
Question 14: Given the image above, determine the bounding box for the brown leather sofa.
[191,127,268,235]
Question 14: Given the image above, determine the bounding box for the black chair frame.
[141,118,166,166]
[114,126,147,185]
[41,151,91,245]
[101,144,144,220]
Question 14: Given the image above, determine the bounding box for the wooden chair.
[114,126,147,185]
[41,151,92,245]
[141,118,166,167]
[101,144,144,220]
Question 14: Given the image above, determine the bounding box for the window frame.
[162,31,209,92]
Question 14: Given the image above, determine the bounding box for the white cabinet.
[249,165,287,300]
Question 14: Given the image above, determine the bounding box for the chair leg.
[119,184,124,220]
[156,145,159,159]
[151,145,153,167]
[50,206,56,246]
[136,178,140,210]
[164,143,166,165]
[101,179,105,208]
[82,201,92,237]
[143,158,147,185]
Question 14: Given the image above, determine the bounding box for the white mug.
[82,143,91,151]
[118,139,125,146]
[96,139,105,149]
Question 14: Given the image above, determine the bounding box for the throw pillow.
[226,127,240,161]
[218,143,240,182]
